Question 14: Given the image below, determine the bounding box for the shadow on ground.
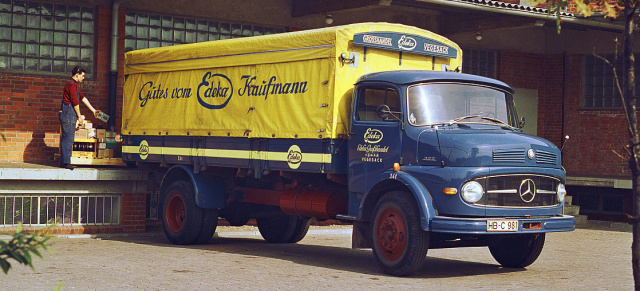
[101,233,525,278]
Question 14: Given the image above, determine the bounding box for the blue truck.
[122,23,574,276]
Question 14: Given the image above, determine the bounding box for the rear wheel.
[489,233,545,268]
[162,181,208,245]
[371,191,429,276]
[257,215,310,243]
[195,208,219,244]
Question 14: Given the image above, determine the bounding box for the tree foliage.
[0,223,52,274]
[542,0,622,32]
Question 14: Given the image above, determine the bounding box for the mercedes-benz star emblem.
[519,179,536,203]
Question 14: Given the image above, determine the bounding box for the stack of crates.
[72,118,116,159]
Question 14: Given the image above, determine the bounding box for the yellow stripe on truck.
[122,145,331,164]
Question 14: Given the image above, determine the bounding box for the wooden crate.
[72,138,97,158]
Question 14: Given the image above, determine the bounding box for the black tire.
[371,191,429,276]
[195,208,219,244]
[161,181,203,245]
[256,215,310,243]
[489,233,545,268]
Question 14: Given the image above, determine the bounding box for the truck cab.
[347,70,574,275]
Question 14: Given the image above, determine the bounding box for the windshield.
[407,83,515,126]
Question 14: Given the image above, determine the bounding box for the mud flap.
[352,221,372,249]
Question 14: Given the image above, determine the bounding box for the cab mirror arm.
[376,104,402,123]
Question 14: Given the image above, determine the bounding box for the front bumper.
[429,215,575,234]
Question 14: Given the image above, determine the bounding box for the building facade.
[0,0,636,230]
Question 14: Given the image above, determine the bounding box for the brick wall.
[0,4,124,165]
[498,50,630,178]
[498,50,565,146]
[561,54,630,177]
[121,192,147,233]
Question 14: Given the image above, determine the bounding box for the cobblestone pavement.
[1,224,633,290]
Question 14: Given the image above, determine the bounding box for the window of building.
[583,54,624,108]
[581,54,640,108]
[462,48,496,79]
[0,194,120,226]
[0,0,95,76]
[571,185,628,217]
[124,12,286,52]
[583,54,640,108]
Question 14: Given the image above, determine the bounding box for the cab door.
[348,84,403,194]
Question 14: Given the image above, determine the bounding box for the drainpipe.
[108,1,120,132]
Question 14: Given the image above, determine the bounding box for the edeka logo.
[364,128,383,144]
[398,35,417,51]
[196,72,234,109]
[287,145,302,169]
[139,140,150,160]
[195,73,309,110]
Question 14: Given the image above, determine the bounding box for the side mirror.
[376,104,391,119]
[518,116,526,129]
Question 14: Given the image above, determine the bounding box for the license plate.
[487,220,519,232]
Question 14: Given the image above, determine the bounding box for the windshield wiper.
[479,117,517,130]
[448,115,480,125]
[447,115,517,130]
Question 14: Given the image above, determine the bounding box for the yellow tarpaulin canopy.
[123,23,462,139]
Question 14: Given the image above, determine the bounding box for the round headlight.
[461,181,484,203]
[557,183,566,203]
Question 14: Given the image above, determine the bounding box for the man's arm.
[74,104,83,129]
[81,97,100,117]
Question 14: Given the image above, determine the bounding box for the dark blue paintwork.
[429,126,561,168]
[164,165,226,209]
[350,71,574,234]
[353,32,458,59]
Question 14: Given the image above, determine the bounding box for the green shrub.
[0,223,52,274]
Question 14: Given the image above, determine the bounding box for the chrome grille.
[474,175,560,207]
[536,150,558,164]
[492,149,525,163]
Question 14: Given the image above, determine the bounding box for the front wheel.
[256,215,310,243]
[489,233,545,268]
[371,191,429,276]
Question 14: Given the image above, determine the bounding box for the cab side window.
[356,87,400,122]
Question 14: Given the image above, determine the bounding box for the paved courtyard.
[1,223,633,290]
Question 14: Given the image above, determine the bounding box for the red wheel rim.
[166,194,186,233]
[376,208,408,260]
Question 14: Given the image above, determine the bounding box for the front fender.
[161,165,225,209]
[363,169,437,231]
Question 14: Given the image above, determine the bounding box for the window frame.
[355,86,402,123]
[462,48,497,79]
[124,11,286,53]
[581,53,632,109]
[0,0,96,77]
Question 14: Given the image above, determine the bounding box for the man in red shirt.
[59,66,101,169]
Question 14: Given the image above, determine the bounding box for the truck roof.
[356,71,514,94]
[124,22,462,76]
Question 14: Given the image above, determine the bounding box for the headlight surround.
[461,181,484,203]
[557,183,566,203]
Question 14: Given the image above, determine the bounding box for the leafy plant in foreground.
[0,223,52,274]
